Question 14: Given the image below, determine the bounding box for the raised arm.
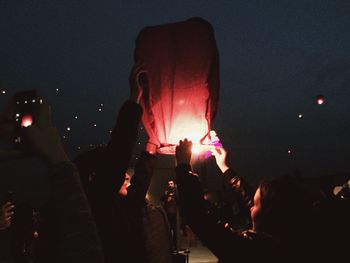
[22,104,104,263]
[101,62,146,193]
[175,139,249,261]
[126,142,157,207]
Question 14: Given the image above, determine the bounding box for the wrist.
[219,164,230,174]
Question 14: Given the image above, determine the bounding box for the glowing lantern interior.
[21,115,33,127]
[135,18,219,154]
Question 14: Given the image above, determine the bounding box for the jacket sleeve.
[48,161,104,263]
[175,164,251,261]
[100,100,142,195]
[127,151,156,207]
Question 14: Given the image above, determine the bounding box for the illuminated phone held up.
[13,90,43,149]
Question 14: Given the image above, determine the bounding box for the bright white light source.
[298,113,303,118]
[316,95,325,105]
[67,127,71,131]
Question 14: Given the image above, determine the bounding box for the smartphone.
[13,90,42,147]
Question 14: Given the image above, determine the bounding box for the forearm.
[127,151,156,205]
[106,100,142,160]
[49,161,104,263]
[175,164,244,260]
[98,101,142,195]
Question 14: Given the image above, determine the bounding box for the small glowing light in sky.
[24,100,28,104]
[21,115,33,127]
[98,108,102,112]
[1,90,6,94]
[298,113,303,118]
[62,135,66,139]
[316,95,325,105]
[32,99,36,103]
[74,116,78,119]
[93,124,97,127]
[77,146,81,150]
[287,149,292,154]
[108,130,112,134]
[56,88,59,92]
[100,103,104,107]
[66,127,71,131]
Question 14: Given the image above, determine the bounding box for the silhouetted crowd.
[1,62,349,263]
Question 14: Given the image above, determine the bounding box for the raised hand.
[175,138,193,165]
[211,147,230,173]
[129,60,147,104]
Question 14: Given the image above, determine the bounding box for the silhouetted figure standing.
[161,180,178,250]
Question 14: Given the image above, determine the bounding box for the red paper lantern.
[316,94,325,105]
[135,18,220,154]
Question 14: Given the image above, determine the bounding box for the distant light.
[77,146,81,150]
[98,108,102,112]
[93,124,97,127]
[24,100,28,104]
[1,90,6,95]
[62,135,66,139]
[298,113,303,118]
[316,95,325,105]
[32,99,36,103]
[287,150,292,154]
[21,115,33,127]
[66,127,71,131]
[56,88,59,92]
[74,116,78,119]
[108,130,112,134]
[100,103,104,107]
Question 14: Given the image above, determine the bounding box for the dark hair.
[257,176,311,241]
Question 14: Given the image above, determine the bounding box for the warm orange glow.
[21,115,33,127]
[136,18,219,155]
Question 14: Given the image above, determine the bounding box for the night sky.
[1,0,350,192]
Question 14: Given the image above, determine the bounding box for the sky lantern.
[316,94,325,105]
[134,18,220,154]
